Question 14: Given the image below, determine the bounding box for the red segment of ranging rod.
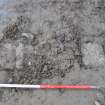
[40,85,95,89]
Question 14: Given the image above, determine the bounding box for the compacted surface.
[0,0,105,105]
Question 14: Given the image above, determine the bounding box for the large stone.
[82,42,105,67]
[0,42,16,69]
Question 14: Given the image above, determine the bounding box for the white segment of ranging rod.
[0,84,40,88]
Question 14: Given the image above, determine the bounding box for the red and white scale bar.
[0,84,99,90]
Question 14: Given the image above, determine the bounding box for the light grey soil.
[0,0,105,105]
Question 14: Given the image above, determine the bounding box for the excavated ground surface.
[0,0,105,105]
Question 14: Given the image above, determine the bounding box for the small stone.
[0,32,3,40]
[8,78,13,83]
[95,101,100,105]
[28,61,31,66]
[22,33,34,40]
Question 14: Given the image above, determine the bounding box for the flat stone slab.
[82,42,105,67]
[0,42,16,69]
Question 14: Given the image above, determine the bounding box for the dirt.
[0,0,105,105]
